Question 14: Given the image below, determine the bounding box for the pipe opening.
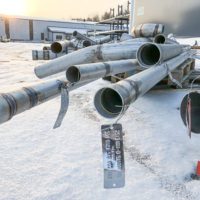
[73,31,78,37]
[154,35,165,44]
[66,66,80,83]
[180,92,200,134]
[51,42,62,54]
[83,40,92,47]
[94,88,123,118]
[138,43,160,66]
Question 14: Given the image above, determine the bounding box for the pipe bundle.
[0,24,197,130]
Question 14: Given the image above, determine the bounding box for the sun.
[0,0,26,15]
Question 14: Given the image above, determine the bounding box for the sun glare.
[0,0,26,15]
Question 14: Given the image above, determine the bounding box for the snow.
[0,39,200,200]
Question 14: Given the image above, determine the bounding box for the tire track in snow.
[126,146,196,200]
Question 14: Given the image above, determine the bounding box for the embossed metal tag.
[101,124,125,189]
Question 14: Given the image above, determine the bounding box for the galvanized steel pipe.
[132,23,164,37]
[94,52,190,118]
[66,59,141,83]
[73,31,96,45]
[137,43,183,67]
[154,34,179,44]
[0,78,91,125]
[51,40,73,54]
[34,43,142,79]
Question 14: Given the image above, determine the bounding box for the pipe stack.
[0,23,197,130]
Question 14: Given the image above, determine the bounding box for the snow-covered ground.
[0,39,200,200]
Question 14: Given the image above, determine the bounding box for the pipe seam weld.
[153,24,159,36]
[1,93,17,120]
[96,45,103,60]
[124,79,139,101]
[23,87,39,108]
[103,62,111,76]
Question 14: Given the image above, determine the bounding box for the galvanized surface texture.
[101,124,125,189]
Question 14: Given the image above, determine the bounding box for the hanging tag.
[53,83,69,129]
[101,124,125,189]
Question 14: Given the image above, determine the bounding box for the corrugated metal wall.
[134,0,200,36]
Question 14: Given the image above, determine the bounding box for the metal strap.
[23,87,39,108]
[153,24,160,36]
[96,45,103,60]
[1,93,17,120]
[103,62,111,76]
[53,81,70,129]
[165,63,182,88]
[125,79,140,101]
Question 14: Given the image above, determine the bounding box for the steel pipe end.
[83,40,92,47]
[51,42,62,54]
[137,42,161,67]
[154,34,166,44]
[180,92,200,134]
[73,31,78,37]
[66,66,80,83]
[94,87,124,118]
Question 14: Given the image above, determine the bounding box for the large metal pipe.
[132,23,164,37]
[0,78,91,125]
[51,40,74,54]
[34,43,142,79]
[154,34,179,44]
[180,92,200,134]
[95,36,112,44]
[137,43,183,68]
[66,59,141,83]
[94,52,190,118]
[82,40,92,47]
[73,31,96,45]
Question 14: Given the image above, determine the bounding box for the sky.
[0,0,128,20]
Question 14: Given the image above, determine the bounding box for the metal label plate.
[101,124,125,189]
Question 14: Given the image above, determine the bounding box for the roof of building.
[0,14,102,26]
[48,26,88,34]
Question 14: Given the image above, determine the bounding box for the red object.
[196,161,200,177]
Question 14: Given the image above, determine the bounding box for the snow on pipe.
[180,92,200,134]
[154,34,179,44]
[132,23,164,38]
[94,52,190,118]
[66,59,141,83]
[136,43,183,68]
[34,43,142,79]
[0,78,91,125]
[73,31,96,45]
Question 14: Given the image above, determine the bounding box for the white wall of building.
[0,16,109,41]
[9,18,30,40]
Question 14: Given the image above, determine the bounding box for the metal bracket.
[165,63,182,88]
[53,81,70,129]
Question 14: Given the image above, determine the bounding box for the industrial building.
[132,0,200,36]
[0,15,109,41]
